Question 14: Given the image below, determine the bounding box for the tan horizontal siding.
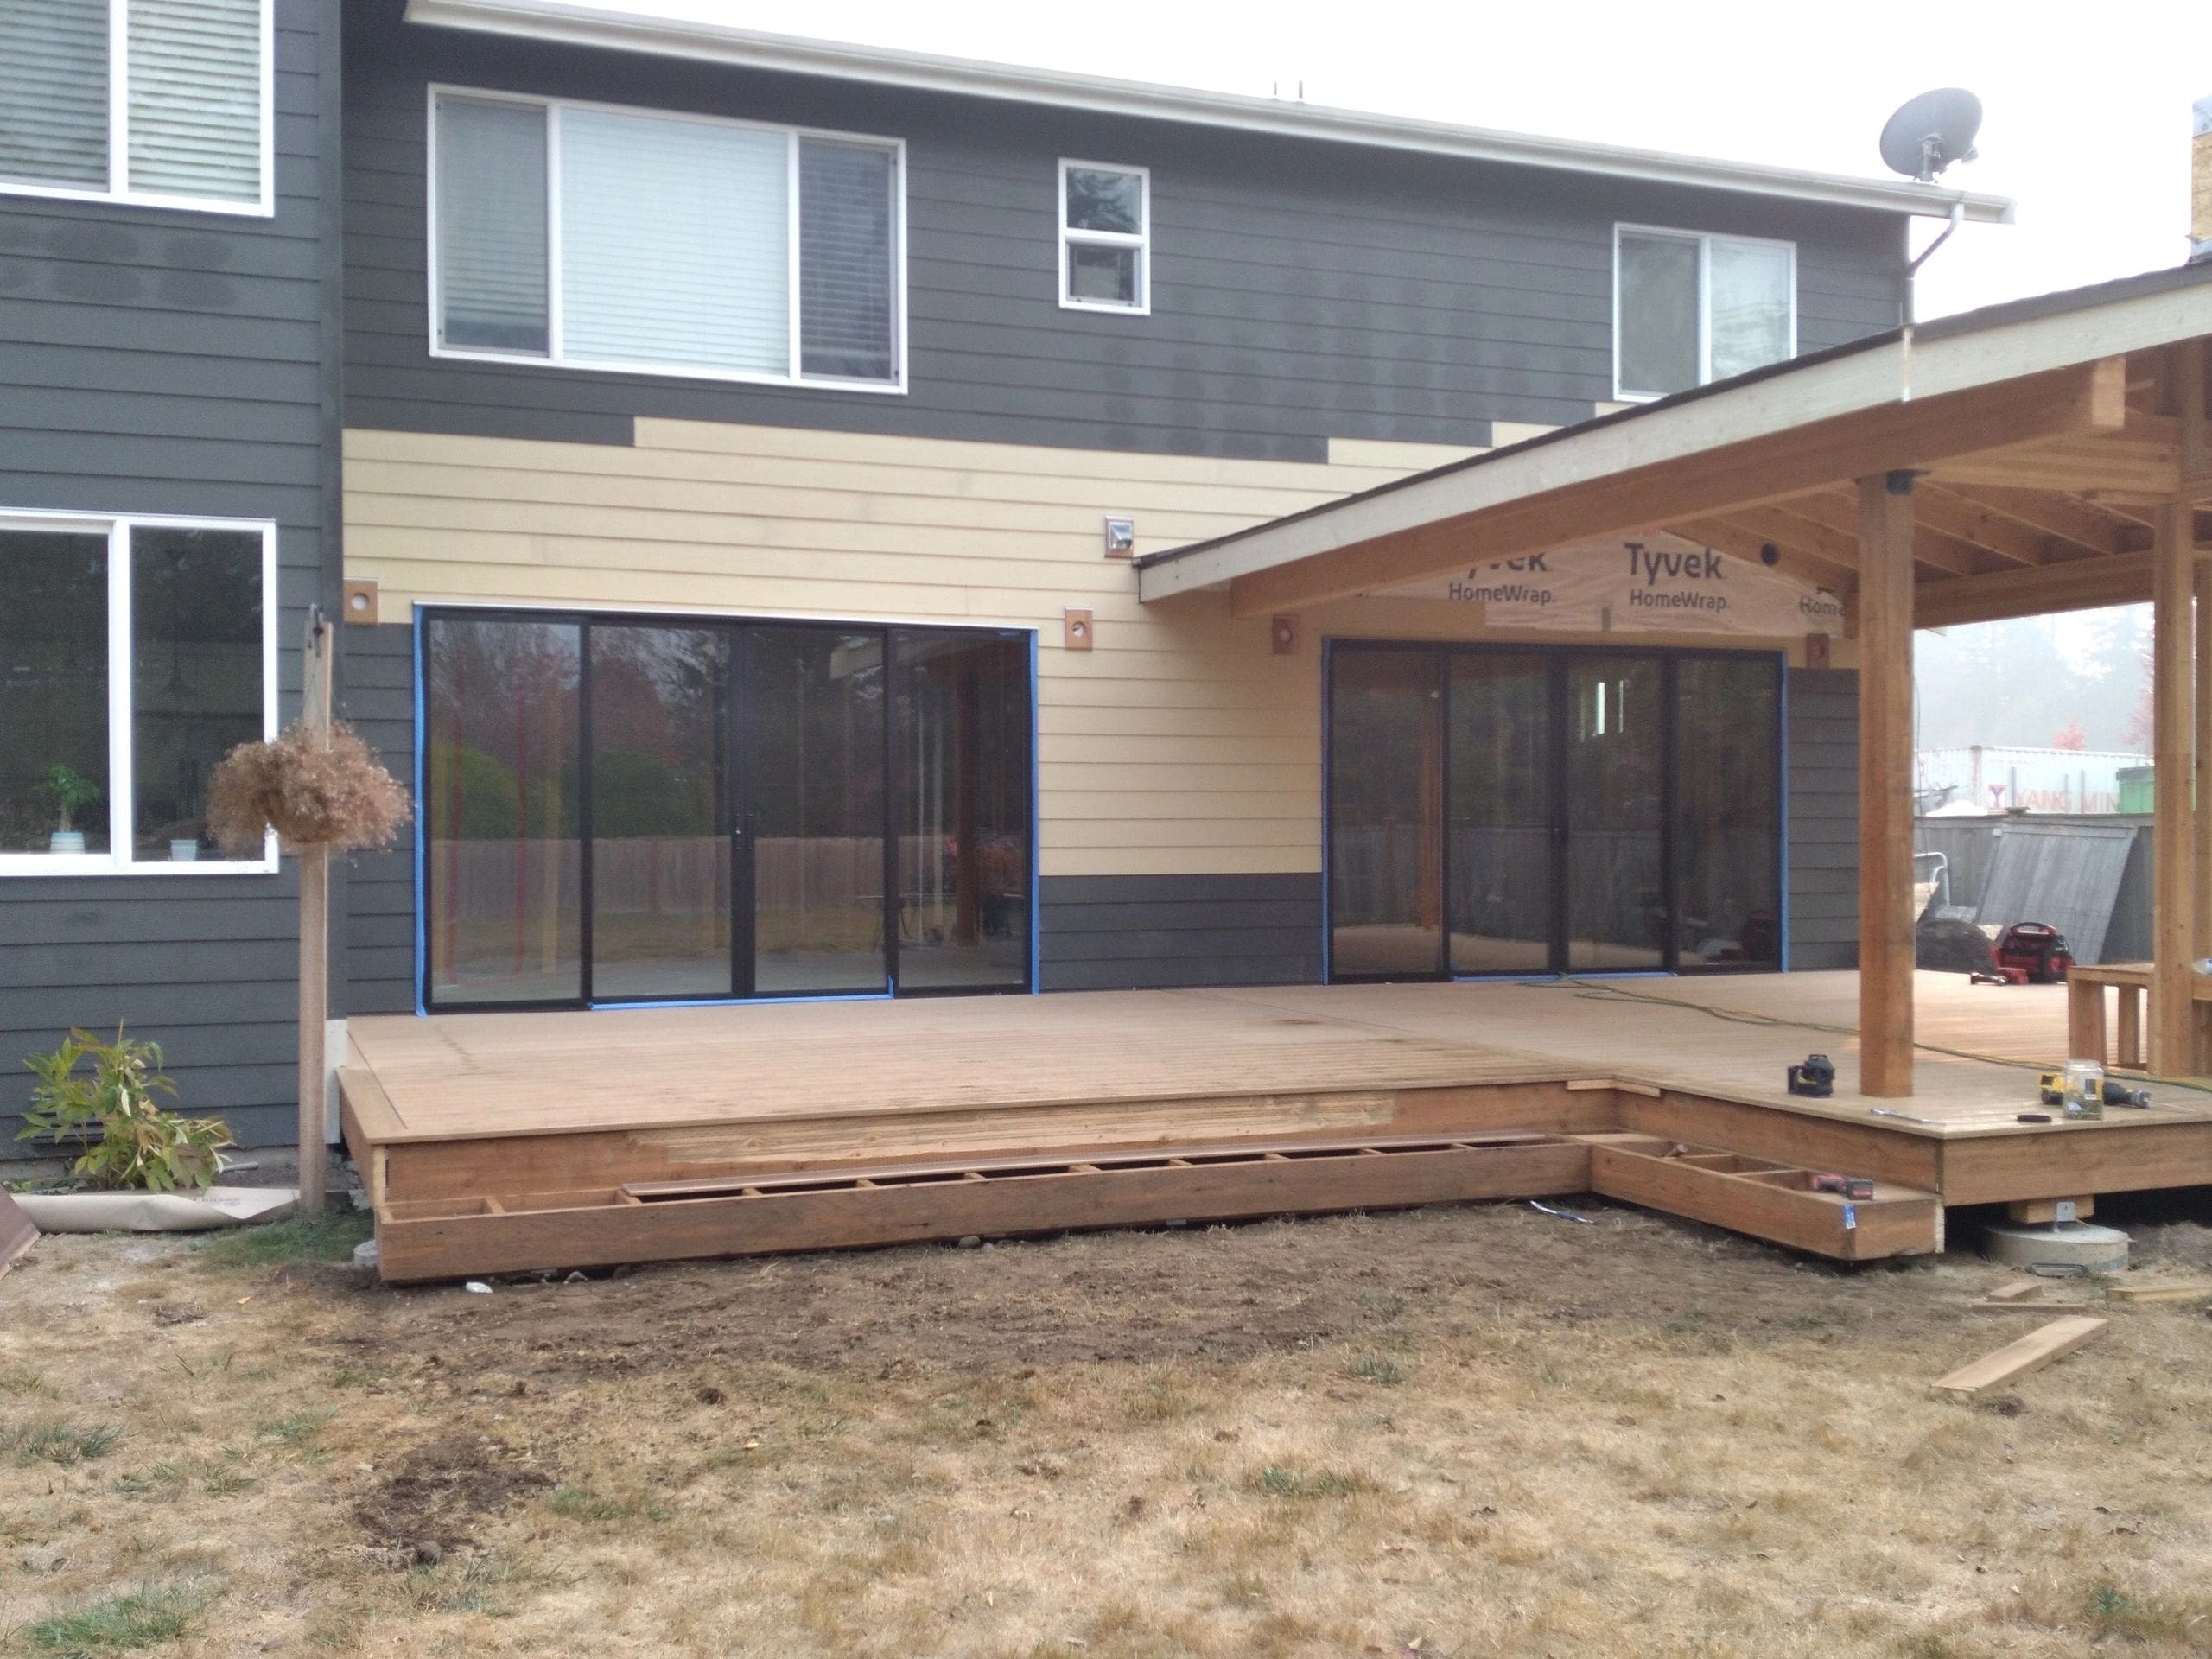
[346,420,1406,878]
[344,418,1825,881]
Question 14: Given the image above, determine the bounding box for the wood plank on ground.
[1931,1316,2108,1395]
[0,1188,34,1278]
[2107,1281,2212,1303]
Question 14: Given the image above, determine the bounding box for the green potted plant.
[33,764,101,855]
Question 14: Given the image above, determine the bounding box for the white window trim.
[0,508,279,879]
[0,0,275,219]
[425,84,910,395]
[1611,223,1797,404]
[1058,158,1150,315]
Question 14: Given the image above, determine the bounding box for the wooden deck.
[342,971,2212,1281]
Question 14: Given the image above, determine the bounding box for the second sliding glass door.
[424,612,1029,1010]
[1329,642,1781,982]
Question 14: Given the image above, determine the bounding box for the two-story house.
[1,0,2012,1154]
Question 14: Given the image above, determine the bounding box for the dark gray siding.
[0,0,341,1154]
[343,0,1904,458]
[1787,668,1859,971]
[341,624,417,1015]
[1040,874,1323,991]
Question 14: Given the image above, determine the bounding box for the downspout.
[1897,197,1966,402]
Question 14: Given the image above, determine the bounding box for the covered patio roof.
[1139,260,2212,1104]
[1136,261,2212,629]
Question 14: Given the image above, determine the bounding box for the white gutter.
[404,0,2014,225]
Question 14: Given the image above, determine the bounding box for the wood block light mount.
[1063,607,1094,651]
[340,579,379,626]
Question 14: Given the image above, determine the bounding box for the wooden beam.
[1777,492,1986,577]
[1859,472,1916,1098]
[2152,497,2197,1077]
[1223,359,2127,617]
[1940,484,2142,556]
[1912,484,2064,566]
[2184,339,2210,493]
[1929,431,2182,497]
[1914,550,2152,629]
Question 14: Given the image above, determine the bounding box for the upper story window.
[0,0,271,215]
[1613,226,1796,401]
[1059,161,1149,314]
[429,88,906,391]
[0,512,276,877]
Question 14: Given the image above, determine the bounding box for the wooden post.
[1857,472,1916,1096]
[2195,558,2212,963]
[2151,498,2196,1077]
[297,612,334,1215]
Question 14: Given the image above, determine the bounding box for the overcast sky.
[601,0,2209,317]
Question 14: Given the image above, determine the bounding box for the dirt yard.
[4,1195,2212,1658]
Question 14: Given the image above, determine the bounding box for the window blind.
[127,0,263,202]
[799,139,895,382]
[559,109,790,374]
[436,98,550,354]
[0,0,110,189]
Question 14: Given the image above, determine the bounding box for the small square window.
[1060,160,1148,314]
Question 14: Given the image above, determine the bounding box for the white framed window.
[1613,225,1796,402]
[1058,160,1149,314]
[0,510,277,877]
[427,86,907,392]
[0,0,273,217]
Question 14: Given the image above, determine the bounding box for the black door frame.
[419,606,1031,1014]
[1324,638,1783,983]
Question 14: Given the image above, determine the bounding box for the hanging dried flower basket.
[207,721,412,854]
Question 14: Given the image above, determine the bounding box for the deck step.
[373,1130,1592,1283]
[1577,1133,1942,1261]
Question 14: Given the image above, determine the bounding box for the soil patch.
[351,1432,553,1559]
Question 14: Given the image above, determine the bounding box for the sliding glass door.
[423,610,1030,1011]
[587,623,733,1001]
[1328,642,1781,981]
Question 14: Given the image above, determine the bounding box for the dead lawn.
[4,1197,2212,1658]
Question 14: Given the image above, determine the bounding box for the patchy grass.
[257,1407,337,1452]
[25,1582,212,1656]
[8,1200,2212,1656]
[193,1207,372,1269]
[1347,1350,1408,1387]
[1250,1464,1370,1500]
[4,1421,121,1467]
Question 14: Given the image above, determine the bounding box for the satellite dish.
[1880,88,1983,182]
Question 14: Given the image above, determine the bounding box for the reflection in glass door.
[588,624,733,1001]
[1328,648,1443,979]
[422,611,1032,1010]
[1675,657,1781,968]
[1326,643,1782,982]
[1564,655,1668,970]
[748,628,887,995]
[1447,652,1554,974]
[425,616,584,1006]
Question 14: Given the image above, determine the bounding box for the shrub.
[17,1027,232,1192]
